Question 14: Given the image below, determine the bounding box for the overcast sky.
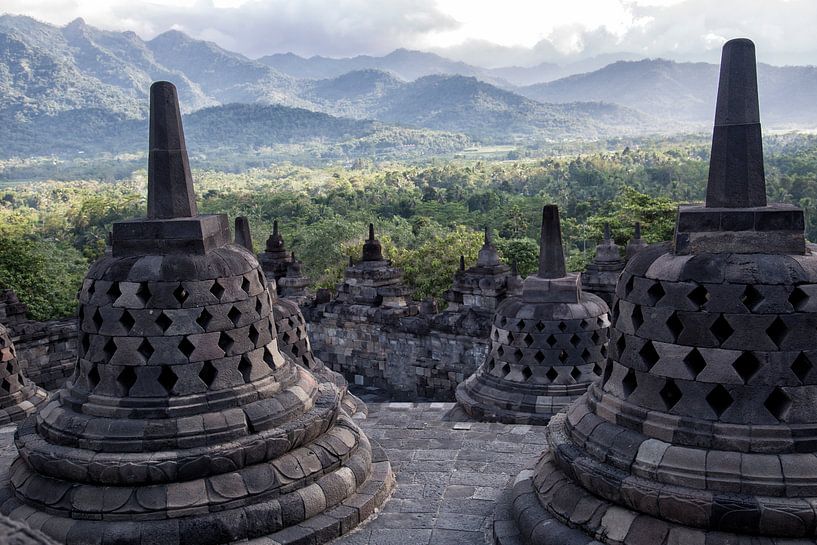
[2,0,816,67]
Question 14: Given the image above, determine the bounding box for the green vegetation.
[2,133,817,320]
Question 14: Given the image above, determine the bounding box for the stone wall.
[304,305,490,400]
[10,319,76,391]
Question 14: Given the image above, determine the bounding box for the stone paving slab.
[331,401,545,545]
[0,401,544,545]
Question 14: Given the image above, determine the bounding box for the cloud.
[2,0,817,66]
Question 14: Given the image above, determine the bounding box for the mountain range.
[1,14,816,162]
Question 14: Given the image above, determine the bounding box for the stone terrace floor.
[0,399,546,545]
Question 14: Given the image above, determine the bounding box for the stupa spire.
[537,205,566,279]
[147,81,197,219]
[705,38,766,208]
[234,216,254,253]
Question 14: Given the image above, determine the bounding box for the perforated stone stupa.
[626,221,648,260]
[0,82,392,545]
[456,206,610,424]
[582,222,625,305]
[496,38,817,545]
[443,228,513,313]
[258,220,294,289]
[235,217,365,418]
[0,322,47,424]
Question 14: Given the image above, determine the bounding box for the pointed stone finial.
[634,222,642,239]
[459,255,465,271]
[368,223,375,241]
[362,223,383,261]
[273,220,279,235]
[511,258,519,275]
[484,226,492,246]
[291,251,296,260]
[147,81,197,219]
[349,255,354,267]
[705,38,766,208]
[603,222,611,241]
[234,216,254,253]
[538,205,566,279]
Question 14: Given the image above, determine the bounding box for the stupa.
[333,224,414,314]
[443,228,513,313]
[277,253,311,303]
[0,82,392,545]
[582,222,625,305]
[0,321,47,423]
[496,38,817,545]
[234,217,365,418]
[258,220,293,288]
[456,206,610,424]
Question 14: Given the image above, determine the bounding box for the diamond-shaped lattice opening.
[631,306,644,332]
[593,363,603,376]
[107,282,121,301]
[660,379,683,411]
[789,286,809,311]
[1,378,11,393]
[500,317,508,328]
[534,351,545,363]
[710,315,734,345]
[683,348,706,378]
[706,384,733,417]
[521,366,533,381]
[666,312,684,341]
[558,322,568,332]
[4,362,13,375]
[535,321,545,332]
[523,333,534,346]
[602,361,614,386]
[87,282,96,297]
[501,363,511,377]
[741,285,765,312]
[581,348,591,362]
[497,346,505,357]
[238,355,253,383]
[81,333,90,356]
[211,280,226,300]
[257,270,266,286]
[545,367,558,381]
[513,348,524,362]
[178,337,195,359]
[218,332,234,355]
[228,306,242,327]
[791,352,813,383]
[173,285,189,305]
[766,317,788,348]
[156,312,172,333]
[88,363,100,389]
[103,338,117,359]
[263,347,275,369]
[196,309,213,330]
[639,341,660,369]
[647,282,666,305]
[158,365,178,394]
[292,345,300,357]
[764,387,792,421]
[138,338,154,361]
[516,319,526,330]
[624,275,635,296]
[559,350,569,363]
[688,285,710,308]
[732,352,761,384]
[119,310,135,332]
[255,297,263,315]
[570,334,581,347]
[616,334,626,358]
[136,282,151,304]
[249,324,260,346]
[282,331,291,344]
[492,330,499,341]
[591,331,600,344]
[507,332,515,343]
[570,367,582,381]
[597,316,606,328]
[580,319,589,329]
[241,276,252,295]
[117,366,138,396]
[622,369,638,397]
[487,359,495,371]
[546,335,557,347]
[92,309,104,332]
[612,300,621,323]
[199,360,217,388]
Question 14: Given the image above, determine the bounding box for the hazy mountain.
[518,59,817,126]
[488,53,643,86]
[304,72,653,141]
